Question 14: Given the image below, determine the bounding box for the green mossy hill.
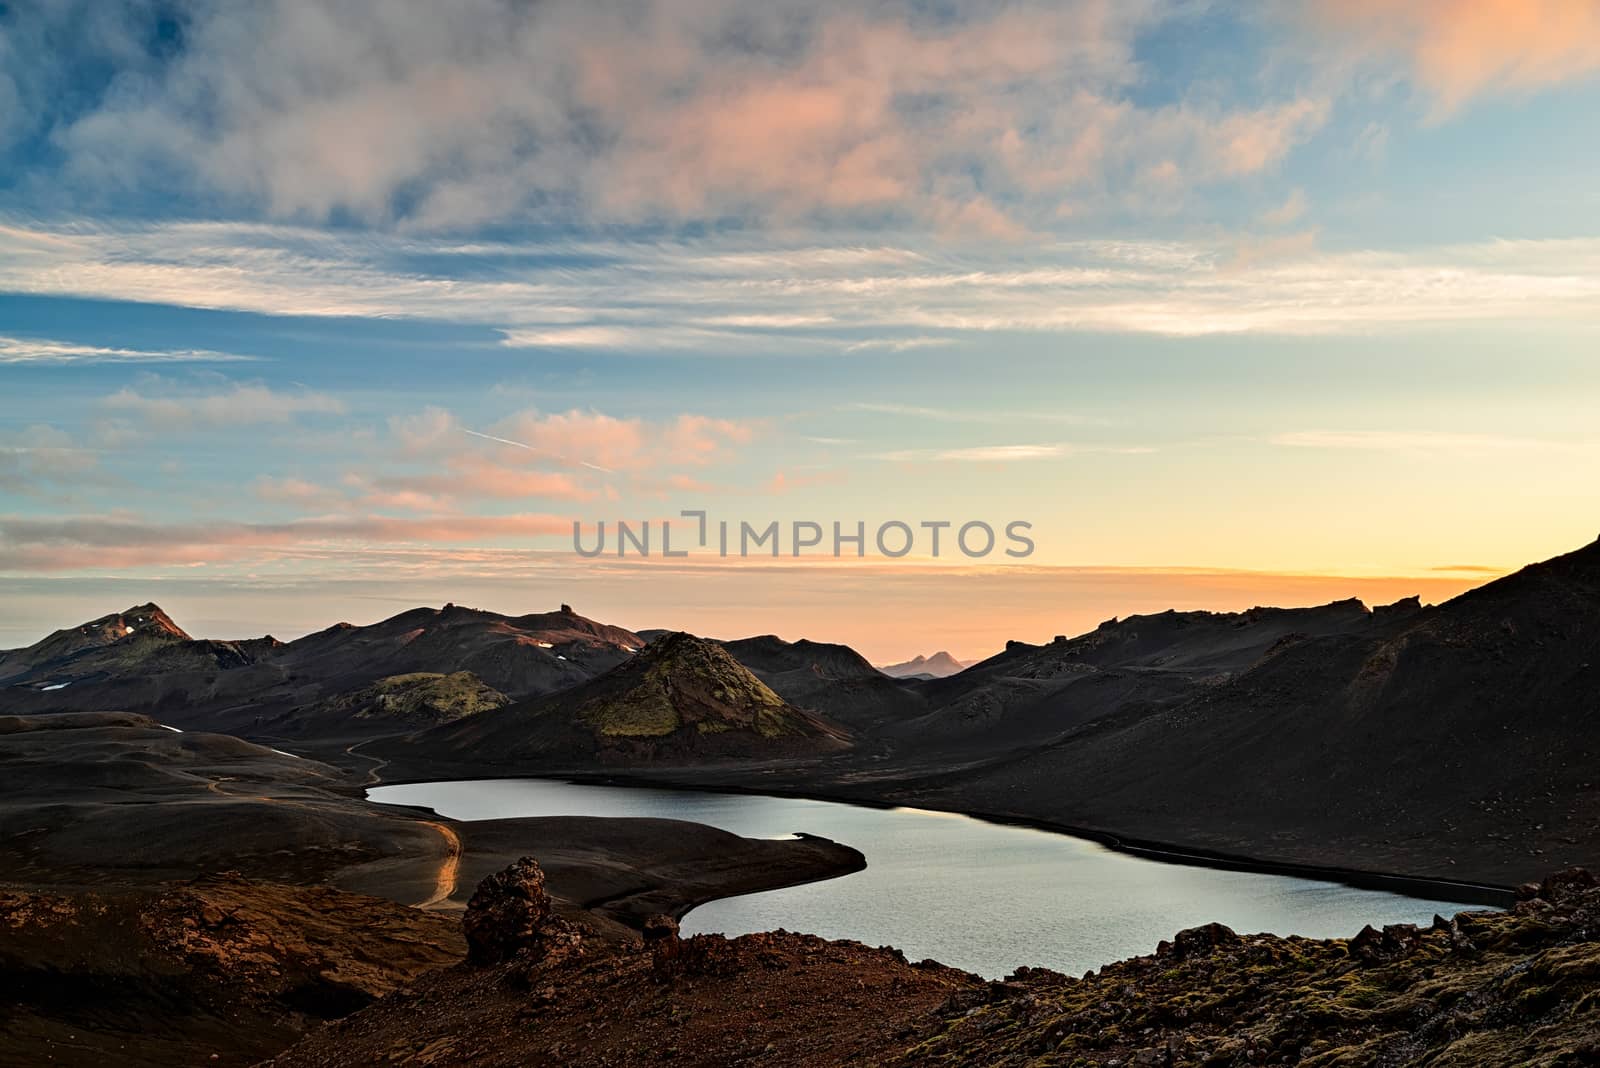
[580,632,817,740]
[897,868,1600,1068]
[319,671,509,727]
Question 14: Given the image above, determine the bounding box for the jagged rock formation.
[463,857,582,966]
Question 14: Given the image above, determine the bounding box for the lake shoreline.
[361,764,1514,910]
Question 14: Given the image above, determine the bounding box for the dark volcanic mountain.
[718,633,924,730]
[403,632,852,767]
[879,650,971,679]
[877,596,1388,762]
[889,538,1600,884]
[0,603,191,682]
[0,602,644,738]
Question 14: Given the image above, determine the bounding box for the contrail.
[463,427,614,473]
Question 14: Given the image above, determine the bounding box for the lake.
[368,777,1486,979]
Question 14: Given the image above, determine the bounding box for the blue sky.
[3,1,1599,659]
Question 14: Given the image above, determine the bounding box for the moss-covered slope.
[410,632,852,767]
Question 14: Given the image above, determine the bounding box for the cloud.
[0,425,102,492]
[102,381,346,428]
[1311,0,1600,113]
[366,458,595,505]
[491,409,757,472]
[0,512,574,572]
[4,0,1336,230]
[874,443,1068,462]
[842,337,955,353]
[1260,189,1308,227]
[0,336,256,365]
[389,407,461,453]
[254,476,344,507]
[6,221,1600,344]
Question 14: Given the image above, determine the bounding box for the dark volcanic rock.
[1162,921,1240,959]
[464,857,552,964]
[1349,922,1423,963]
[463,857,581,966]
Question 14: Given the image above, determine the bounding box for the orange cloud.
[494,409,757,471]
[1314,0,1600,111]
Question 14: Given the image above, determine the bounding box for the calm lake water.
[368,778,1485,979]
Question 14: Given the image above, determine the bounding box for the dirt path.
[345,738,391,786]
[416,820,462,909]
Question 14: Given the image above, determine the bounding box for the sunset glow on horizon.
[3,1,1599,661]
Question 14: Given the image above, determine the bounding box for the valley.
[5,537,1600,1064]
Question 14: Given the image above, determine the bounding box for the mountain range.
[8,536,1600,885]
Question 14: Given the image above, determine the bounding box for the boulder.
[1350,923,1422,964]
[1162,922,1239,959]
[463,857,579,966]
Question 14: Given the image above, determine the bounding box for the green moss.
[340,671,508,724]
[578,633,816,741]
[891,894,1600,1068]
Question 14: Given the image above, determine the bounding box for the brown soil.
[0,875,461,1068]
[265,929,977,1068]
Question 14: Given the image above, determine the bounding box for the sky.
[2,0,1599,661]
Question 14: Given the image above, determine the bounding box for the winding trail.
[345,739,391,787]
[340,740,457,909]
[416,820,462,909]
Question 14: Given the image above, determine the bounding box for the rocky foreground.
[88,861,1581,1068]
[5,858,1599,1066]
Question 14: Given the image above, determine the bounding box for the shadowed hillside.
[404,632,853,767]
[0,603,644,737]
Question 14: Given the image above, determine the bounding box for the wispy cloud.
[871,442,1152,462]
[0,336,257,365]
[101,381,346,428]
[842,337,955,354]
[0,512,574,572]
[0,425,103,493]
[6,221,1600,348]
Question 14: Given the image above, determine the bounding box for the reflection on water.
[369,778,1486,979]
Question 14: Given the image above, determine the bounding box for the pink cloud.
[0,513,574,571]
[493,409,758,471]
[369,458,595,505]
[44,2,1326,229]
[1313,0,1600,112]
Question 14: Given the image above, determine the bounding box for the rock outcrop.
[463,857,583,967]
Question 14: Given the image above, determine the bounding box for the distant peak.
[879,649,972,678]
[116,603,190,641]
